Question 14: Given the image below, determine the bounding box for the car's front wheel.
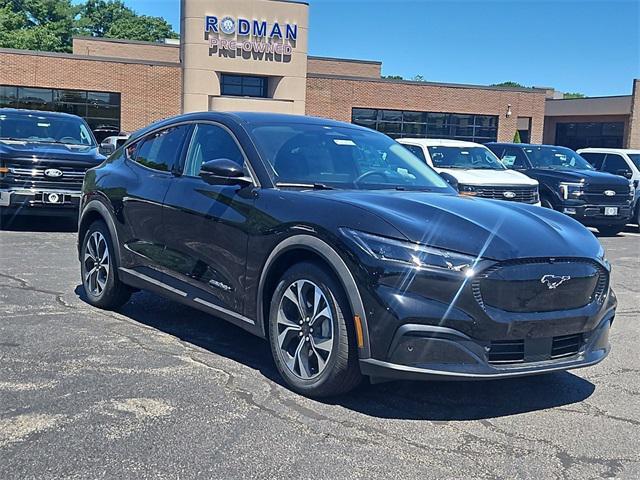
[81,220,132,309]
[268,262,362,397]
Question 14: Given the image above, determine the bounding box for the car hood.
[436,167,538,186]
[320,190,601,261]
[0,139,105,165]
[528,168,630,187]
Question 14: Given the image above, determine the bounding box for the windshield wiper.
[276,182,335,190]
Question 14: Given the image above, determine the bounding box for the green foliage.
[0,0,178,53]
[412,75,426,82]
[382,75,404,80]
[563,92,586,99]
[513,130,522,143]
[492,81,528,88]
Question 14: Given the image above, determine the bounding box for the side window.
[184,123,246,177]
[603,154,631,176]
[580,152,606,170]
[500,147,528,169]
[402,144,427,163]
[133,125,191,172]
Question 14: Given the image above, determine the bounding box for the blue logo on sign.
[220,16,235,34]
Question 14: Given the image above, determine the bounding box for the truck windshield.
[524,146,594,170]
[0,112,96,146]
[250,123,452,191]
[427,146,506,170]
[627,154,640,170]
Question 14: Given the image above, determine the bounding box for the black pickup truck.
[0,109,105,225]
[487,143,633,236]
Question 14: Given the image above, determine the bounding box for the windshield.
[250,123,451,191]
[0,112,96,146]
[628,154,640,170]
[427,146,505,170]
[524,146,594,170]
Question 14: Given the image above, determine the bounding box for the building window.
[555,122,624,150]
[0,85,121,141]
[352,108,498,143]
[220,74,268,98]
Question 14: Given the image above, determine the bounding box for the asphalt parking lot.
[0,218,639,479]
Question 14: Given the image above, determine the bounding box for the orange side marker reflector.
[0,167,8,174]
[354,315,364,348]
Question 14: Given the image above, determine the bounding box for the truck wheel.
[268,261,362,397]
[81,220,132,309]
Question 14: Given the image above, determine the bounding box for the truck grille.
[471,185,539,204]
[4,164,87,189]
[583,185,631,205]
[473,258,608,313]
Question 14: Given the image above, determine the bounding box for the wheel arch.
[78,199,122,265]
[257,234,371,358]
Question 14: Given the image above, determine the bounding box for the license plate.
[604,207,618,216]
[42,192,65,204]
[0,191,9,207]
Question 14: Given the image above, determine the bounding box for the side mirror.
[616,169,633,180]
[200,158,252,186]
[99,142,115,155]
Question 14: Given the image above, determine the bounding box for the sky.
[122,0,639,96]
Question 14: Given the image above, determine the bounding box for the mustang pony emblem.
[540,274,571,290]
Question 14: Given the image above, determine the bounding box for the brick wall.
[305,75,547,143]
[0,49,181,132]
[627,79,640,148]
[73,37,180,64]
[307,57,381,78]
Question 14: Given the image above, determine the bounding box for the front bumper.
[359,313,612,381]
[560,203,632,226]
[0,188,81,217]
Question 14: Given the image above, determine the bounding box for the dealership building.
[0,0,638,149]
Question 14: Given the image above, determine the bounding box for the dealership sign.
[205,16,297,57]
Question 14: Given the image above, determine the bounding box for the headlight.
[340,229,477,275]
[559,182,584,200]
[458,184,477,196]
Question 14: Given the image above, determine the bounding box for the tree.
[382,75,404,80]
[77,0,177,41]
[492,81,528,88]
[513,130,522,143]
[412,75,426,82]
[563,92,586,99]
[0,0,79,52]
[0,0,178,53]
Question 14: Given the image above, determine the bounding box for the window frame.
[125,123,193,175]
[220,74,269,98]
[181,121,259,187]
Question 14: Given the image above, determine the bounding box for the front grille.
[487,340,525,364]
[488,334,584,365]
[551,333,583,359]
[472,185,539,204]
[473,258,608,313]
[583,185,631,205]
[8,166,86,183]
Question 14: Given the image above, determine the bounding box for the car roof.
[486,142,573,149]
[398,138,484,148]
[578,147,640,154]
[129,111,373,141]
[0,107,83,120]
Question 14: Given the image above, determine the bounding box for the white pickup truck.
[398,138,541,205]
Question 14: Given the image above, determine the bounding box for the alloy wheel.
[276,279,334,380]
[83,231,110,297]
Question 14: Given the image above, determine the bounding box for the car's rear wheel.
[81,221,132,309]
[597,225,624,236]
[268,262,361,397]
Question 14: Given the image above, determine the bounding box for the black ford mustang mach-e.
[78,112,615,397]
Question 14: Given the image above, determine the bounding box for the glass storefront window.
[555,122,624,150]
[0,85,121,137]
[352,108,498,143]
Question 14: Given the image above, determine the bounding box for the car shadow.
[75,286,596,421]
[0,215,77,232]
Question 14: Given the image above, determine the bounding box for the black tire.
[80,220,132,309]
[268,261,362,397]
[597,225,624,237]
